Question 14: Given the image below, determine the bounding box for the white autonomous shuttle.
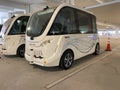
[25,4,100,69]
[1,15,30,57]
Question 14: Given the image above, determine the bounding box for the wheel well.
[59,49,74,69]
[64,49,74,55]
[96,43,100,47]
[94,42,100,54]
[95,43,100,51]
[97,43,100,45]
[60,49,74,61]
[17,44,25,54]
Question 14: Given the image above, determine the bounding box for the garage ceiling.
[89,2,120,28]
[1,0,120,29]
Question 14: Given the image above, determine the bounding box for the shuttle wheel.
[60,50,74,69]
[17,45,25,57]
[94,43,100,55]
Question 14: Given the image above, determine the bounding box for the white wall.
[0,12,9,24]
[0,0,30,24]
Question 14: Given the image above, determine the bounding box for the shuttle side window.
[75,10,93,34]
[8,16,29,35]
[92,16,97,33]
[48,7,79,35]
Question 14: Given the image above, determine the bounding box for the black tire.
[59,50,74,69]
[17,45,25,57]
[94,43,100,55]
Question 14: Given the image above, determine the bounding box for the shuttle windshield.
[1,19,13,34]
[27,8,54,37]
[0,19,13,38]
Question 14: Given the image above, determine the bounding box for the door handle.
[65,36,70,38]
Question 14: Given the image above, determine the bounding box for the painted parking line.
[46,51,113,89]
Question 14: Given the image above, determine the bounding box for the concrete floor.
[0,37,120,90]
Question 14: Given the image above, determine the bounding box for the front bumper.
[25,52,60,67]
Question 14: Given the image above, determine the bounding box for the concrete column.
[64,0,75,5]
[70,0,75,5]
[25,4,30,14]
[115,28,120,38]
[8,13,12,18]
[65,0,70,4]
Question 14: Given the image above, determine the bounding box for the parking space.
[0,37,120,90]
[49,48,120,90]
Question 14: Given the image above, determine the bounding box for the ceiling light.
[97,22,116,29]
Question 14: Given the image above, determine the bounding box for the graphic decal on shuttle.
[70,38,95,53]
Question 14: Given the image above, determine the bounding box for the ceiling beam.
[0,0,26,10]
[85,0,119,9]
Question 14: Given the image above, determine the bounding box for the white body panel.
[25,34,98,66]
[2,15,30,55]
[25,4,99,67]
[2,35,25,55]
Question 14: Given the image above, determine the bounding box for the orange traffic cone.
[105,37,111,51]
